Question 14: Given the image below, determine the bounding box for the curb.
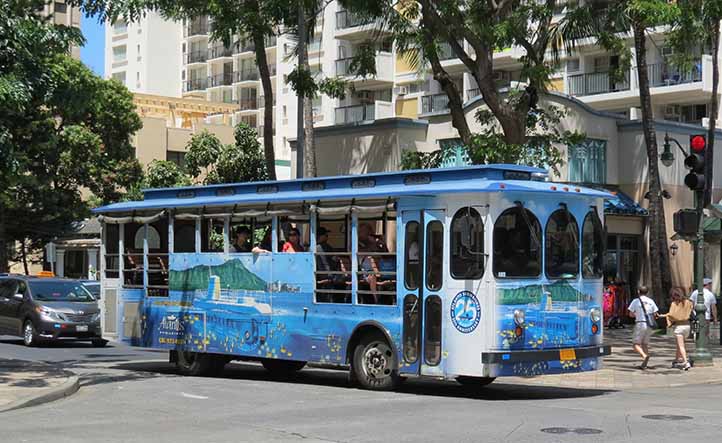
[0,371,80,413]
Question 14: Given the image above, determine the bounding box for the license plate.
[76,325,88,332]
[559,348,577,361]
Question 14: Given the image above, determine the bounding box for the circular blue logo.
[450,291,481,333]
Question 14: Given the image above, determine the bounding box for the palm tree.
[557,0,675,301]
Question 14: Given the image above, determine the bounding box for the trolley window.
[545,208,580,278]
[493,207,542,278]
[582,211,604,278]
[425,221,443,291]
[404,221,420,290]
[450,207,485,279]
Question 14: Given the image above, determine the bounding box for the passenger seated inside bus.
[358,222,396,305]
[282,227,304,252]
[231,226,252,252]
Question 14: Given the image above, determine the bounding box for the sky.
[80,14,105,77]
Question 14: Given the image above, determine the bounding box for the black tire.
[261,359,306,377]
[175,351,218,376]
[23,320,40,347]
[352,332,400,391]
[456,376,496,387]
[91,339,108,348]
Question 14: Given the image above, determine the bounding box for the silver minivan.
[0,276,105,347]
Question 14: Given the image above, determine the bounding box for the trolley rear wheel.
[351,332,400,391]
[173,351,226,376]
[261,359,306,377]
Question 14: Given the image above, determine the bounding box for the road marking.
[181,392,208,400]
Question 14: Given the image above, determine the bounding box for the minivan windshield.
[29,281,95,302]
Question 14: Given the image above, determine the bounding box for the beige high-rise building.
[38,0,82,59]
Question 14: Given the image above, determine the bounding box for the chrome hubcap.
[363,343,392,379]
[24,324,33,344]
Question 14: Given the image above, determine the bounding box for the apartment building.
[104,11,182,97]
[38,0,82,59]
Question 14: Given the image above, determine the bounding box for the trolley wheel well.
[345,322,397,366]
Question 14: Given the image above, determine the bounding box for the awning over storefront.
[603,189,648,217]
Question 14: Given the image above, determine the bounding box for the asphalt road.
[2,337,722,443]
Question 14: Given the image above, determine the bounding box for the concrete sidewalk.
[0,359,78,413]
[505,327,722,390]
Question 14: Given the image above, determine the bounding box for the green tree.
[75,0,282,180]
[560,0,678,301]
[185,123,269,185]
[0,0,142,272]
[125,160,191,201]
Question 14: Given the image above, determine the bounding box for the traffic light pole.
[692,190,713,366]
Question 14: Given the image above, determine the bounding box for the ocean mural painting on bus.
[136,253,388,365]
[493,281,603,377]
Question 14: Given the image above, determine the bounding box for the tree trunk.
[21,239,29,275]
[250,0,277,181]
[419,12,472,145]
[705,20,719,208]
[300,7,316,177]
[633,22,672,303]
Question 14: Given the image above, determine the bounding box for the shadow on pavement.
[109,360,612,401]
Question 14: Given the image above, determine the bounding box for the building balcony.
[208,73,234,88]
[183,78,208,93]
[335,53,393,87]
[234,68,260,83]
[208,45,234,60]
[647,60,702,87]
[335,10,387,41]
[238,98,259,111]
[185,50,208,65]
[184,18,209,38]
[567,70,631,97]
[334,101,393,125]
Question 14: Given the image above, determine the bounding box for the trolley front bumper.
[481,345,612,364]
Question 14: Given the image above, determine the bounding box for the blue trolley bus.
[94,165,611,390]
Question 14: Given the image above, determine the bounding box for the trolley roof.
[93,164,611,214]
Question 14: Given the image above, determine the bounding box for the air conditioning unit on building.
[397,86,408,96]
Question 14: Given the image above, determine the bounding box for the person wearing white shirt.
[628,286,659,369]
[689,277,718,325]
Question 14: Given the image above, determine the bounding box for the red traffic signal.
[690,135,706,152]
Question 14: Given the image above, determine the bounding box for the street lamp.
[661,132,689,166]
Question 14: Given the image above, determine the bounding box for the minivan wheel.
[23,320,40,347]
[91,339,108,348]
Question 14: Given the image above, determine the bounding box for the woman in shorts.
[660,289,694,370]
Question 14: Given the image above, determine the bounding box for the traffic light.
[684,134,706,191]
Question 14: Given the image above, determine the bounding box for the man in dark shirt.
[316,227,334,274]
[231,226,252,252]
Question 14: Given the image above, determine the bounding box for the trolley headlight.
[513,309,525,326]
[590,308,602,324]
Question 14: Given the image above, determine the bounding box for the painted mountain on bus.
[169,259,267,292]
[497,281,592,305]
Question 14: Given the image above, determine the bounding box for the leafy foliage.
[184,124,269,185]
[0,0,142,271]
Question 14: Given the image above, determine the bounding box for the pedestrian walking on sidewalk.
[628,286,659,369]
[689,278,719,331]
[659,289,693,370]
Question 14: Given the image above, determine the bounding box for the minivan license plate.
[76,325,88,332]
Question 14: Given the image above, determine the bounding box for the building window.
[112,45,127,62]
[113,20,128,34]
[54,1,67,14]
[568,139,606,184]
[111,71,127,85]
[166,151,186,169]
[567,58,580,72]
